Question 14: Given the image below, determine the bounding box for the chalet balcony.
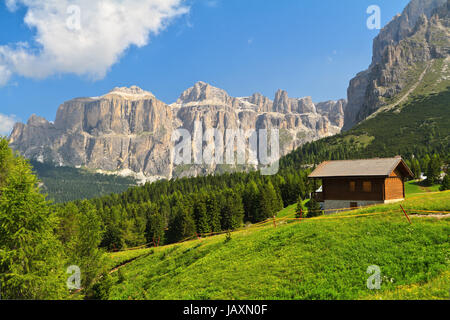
[312,191,323,202]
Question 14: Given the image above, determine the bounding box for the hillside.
[105,191,449,300]
[30,160,137,203]
[281,66,450,169]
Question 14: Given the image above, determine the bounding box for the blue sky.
[0,0,410,134]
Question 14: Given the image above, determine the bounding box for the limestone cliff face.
[343,0,449,130]
[10,87,175,180]
[9,83,346,181]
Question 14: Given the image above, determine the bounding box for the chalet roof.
[308,157,414,179]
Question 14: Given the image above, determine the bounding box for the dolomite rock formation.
[343,0,449,130]
[9,82,347,181]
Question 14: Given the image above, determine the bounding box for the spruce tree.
[145,203,165,245]
[0,152,67,299]
[167,202,197,243]
[220,189,244,230]
[193,196,210,234]
[306,197,323,218]
[70,201,105,292]
[206,194,222,232]
[425,156,442,186]
[440,174,449,191]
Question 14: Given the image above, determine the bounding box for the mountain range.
[9,82,346,182]
[8,0,449,185]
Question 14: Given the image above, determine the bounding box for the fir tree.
[440,174,449,191]
[0,152,67,299]
[220,189,245,230]
[425,156,442,186]
[306,197,323,218]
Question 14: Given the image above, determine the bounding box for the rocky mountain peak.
[177,81,232,105]
[27,114,50,126]
[99,85,155,100]
[343,0,449,130]
[9,81,347,181]
[372,0,447,64]
[273,90,316,114]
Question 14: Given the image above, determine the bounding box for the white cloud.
[0,113,17,136]
[0,65,12,85]
[0,0,189,84]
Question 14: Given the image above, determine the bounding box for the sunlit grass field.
[405,180,441,196]
[106,191,449,300]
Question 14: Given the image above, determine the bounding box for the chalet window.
[363,181,372,192]
[349,181,356,192]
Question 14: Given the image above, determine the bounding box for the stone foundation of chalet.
[323,199,404,214]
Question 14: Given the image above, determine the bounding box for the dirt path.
[412,213,450,220]
[109,252,153,274]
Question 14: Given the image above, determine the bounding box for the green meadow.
[106,191,449,300]
[405,180,442,196]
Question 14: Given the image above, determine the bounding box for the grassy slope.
[107,191,450,300]
[405,180,442,196]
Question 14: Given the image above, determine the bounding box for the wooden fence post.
[400,205,412,224]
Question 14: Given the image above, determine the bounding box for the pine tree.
[101,206,125,250]
[440,174,449,191]
[193,196,210,234]
[56,202,80,245]
[0,138,14,189]
[410,158,421,180]
[0,153,67,299]
[70,201,105,292]
[220,189,244,230]
[425,156,442,186]
[167,201,197,243]
[243,181,260,223]
[257,181,279,221]
[306,197,323,218]
[145,203,165,246]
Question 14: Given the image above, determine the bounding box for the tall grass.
[107,191,449,300]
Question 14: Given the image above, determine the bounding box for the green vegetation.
[1,59,449,299]
[107,248,155,270]
[441,175,450,191]
[2,135,449,300]
[405,180,441,196]
[0,138,108,299]
[60,167,312,251]
[281,89,450,169]
[0,139,67,299]
[30,160,137,203]
[363,271,450,300]
[106,192,450,300]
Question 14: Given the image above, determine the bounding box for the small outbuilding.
[308,157,414,212]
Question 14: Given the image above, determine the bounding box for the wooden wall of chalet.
[322,177,385,201]
[384,169,405,200]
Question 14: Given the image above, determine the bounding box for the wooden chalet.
[308,157,414,212]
